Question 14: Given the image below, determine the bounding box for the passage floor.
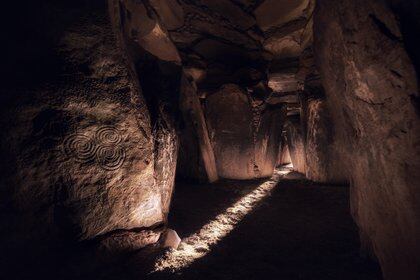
[126,174,382,280]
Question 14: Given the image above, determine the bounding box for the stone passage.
[0,0,419,279]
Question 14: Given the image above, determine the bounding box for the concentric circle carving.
[95,145,126,171]
[63,126,128,171]
[63,133,96,163]
[95,126,123,145]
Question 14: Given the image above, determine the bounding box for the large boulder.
[116,0,182,220]
[177,115,206,181]
[315,0,420,278]
[205,84,255,179]
[119,0,181,63]
[0,2,176,275]
[304,98,346,183]
[205,84,283,179]
[254,107,285,177]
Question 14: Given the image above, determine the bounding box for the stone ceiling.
[155,0,315,60]
[120,0,316,114]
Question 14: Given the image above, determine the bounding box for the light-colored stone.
[279,142,292,165]
[263,29,303,59]
[268,72,303,93]
[136,22,181,63]
[285,117,306,174]
[122,0,181,63]
[162,229,181,249]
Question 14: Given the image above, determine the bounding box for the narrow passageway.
[1,0,419,279]
[123,167,381,280]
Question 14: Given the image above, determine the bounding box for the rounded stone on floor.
[162,229,181,249]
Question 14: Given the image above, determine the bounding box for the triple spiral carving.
[63,126,126,171]
[95,126,123,145]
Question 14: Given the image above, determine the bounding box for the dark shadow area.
[143,179,382,280]
[389,1,420,86]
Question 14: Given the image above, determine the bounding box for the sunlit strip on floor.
[153,166,292,272]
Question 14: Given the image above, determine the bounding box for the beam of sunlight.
[153,166,292,272]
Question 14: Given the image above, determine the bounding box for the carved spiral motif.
[95,126,123,145]
[95,145,126,171]
[63,133,96,163]
[63,126,127,171]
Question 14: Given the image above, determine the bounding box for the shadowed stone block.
[315,0,420,277]
[206,84,283,179]
[285,117,306,174]
[206,84,255,179]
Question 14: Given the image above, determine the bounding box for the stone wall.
[278,139,292,166]
[255,106,285,177]
[304,98,330,181]
[205,84,255,179]
[314,0,420,278]
[284,116,306,174]
[0,2,180,273]
[205,84,284,179]
[303,97,347,183]
[177,115,206,181]
[112,0,182,222]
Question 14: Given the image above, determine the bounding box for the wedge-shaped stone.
[268,72,303,92]
[254,0,310,31]
[149,0,184,30]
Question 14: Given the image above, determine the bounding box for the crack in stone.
[369,14,402,42]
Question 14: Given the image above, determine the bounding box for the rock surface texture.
[315,0,420,278]
[303,97,346,183]
[284,117,306,174]
[1,0,313,260]
[2,0,419,279]
[137,0,314,181]
[205,84,255,179]
[0,1,178,273]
